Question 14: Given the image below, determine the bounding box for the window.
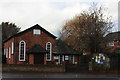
[46,42,52,61]
[58,55,64,64]
[59,55,63,64]
[108,42,114,46]
[11,42,14,54]
[117,46,120,48]
[9,47,11,58]
[65,56,69,60]
[62,55,64,61]
[54,56,58,59]
[19,41,26,61]
[70,55,74,64]
[6,48,8,58]
[33,29,41,35]
[4,49,6,55]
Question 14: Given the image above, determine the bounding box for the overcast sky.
[0,0,119,37]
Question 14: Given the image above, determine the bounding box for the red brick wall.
[107,41,120,53]
[44,55,46,64]
[4,38,14,64]
[29,54,34,64]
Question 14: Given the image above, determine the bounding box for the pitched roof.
[27,44,48,54]
[53,40,80,55]
[105,31,120,41]
[4,24,57,43]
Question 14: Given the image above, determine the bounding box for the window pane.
[46,42,52,61]
[54,56,58,59]
[65,56,69,60]
[20,41,25,61]
[33,29,40,35]
[6,48,8,58]
[108,42,114,46]
[47,54,50,59]
[12,42,14,54]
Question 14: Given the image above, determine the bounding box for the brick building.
[4,24,79,64]
[106,31,120,53]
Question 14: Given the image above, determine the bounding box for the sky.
[0,0,119,37]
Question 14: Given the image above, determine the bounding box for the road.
[2,72,120,80]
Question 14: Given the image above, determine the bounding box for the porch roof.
[27,44,48,54]
[54,40,81,55]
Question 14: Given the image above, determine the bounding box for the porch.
[27,44,48,64]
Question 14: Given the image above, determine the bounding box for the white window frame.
[73,56,74,64]
[62,55,64,61]
[9,47,11,58]
[6,48,8,58]
[11,42,14,54]
[59,55,63,64]
[19,40,26,61]
[33,29,41,35]
[46,42,52,61]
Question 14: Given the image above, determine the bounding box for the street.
[2,72,120,80]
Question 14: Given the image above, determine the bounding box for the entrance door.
[34,54,44,64]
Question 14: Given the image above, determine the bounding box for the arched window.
[19,41,26,61]
[46,42,52,61]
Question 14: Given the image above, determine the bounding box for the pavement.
[1,72,120,80]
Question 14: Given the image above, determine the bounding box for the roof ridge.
[4,24,57,43]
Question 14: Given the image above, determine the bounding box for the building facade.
[4,24,79,64]
[106,31,120,53]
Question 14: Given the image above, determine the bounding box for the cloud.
[0,0,119,37]
[96,0,119,32]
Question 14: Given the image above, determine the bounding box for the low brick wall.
[2,64,65,72]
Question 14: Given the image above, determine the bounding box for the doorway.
[34,54,44,64]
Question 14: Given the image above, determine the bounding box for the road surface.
[2,72,120,80]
